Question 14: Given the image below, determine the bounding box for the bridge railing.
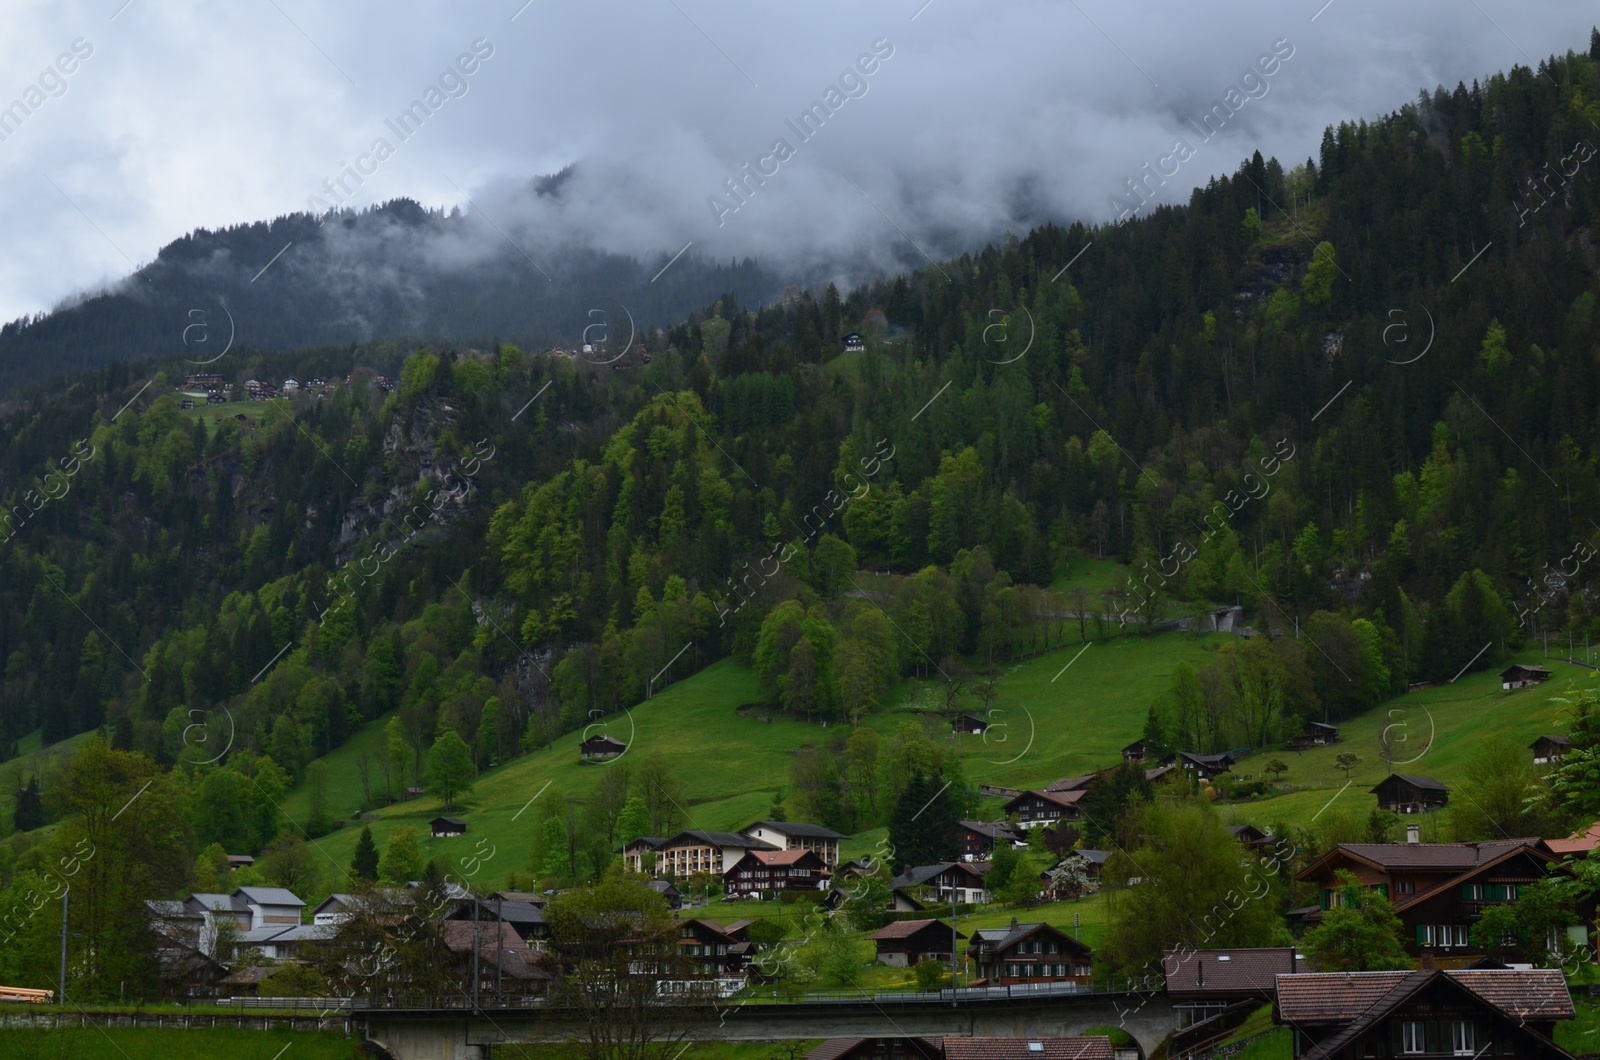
[345,976,1163,1012]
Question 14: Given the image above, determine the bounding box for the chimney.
[1406,824,1420,844]
[1421,950,1436,970]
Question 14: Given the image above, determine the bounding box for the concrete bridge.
[356,989,1180,1060]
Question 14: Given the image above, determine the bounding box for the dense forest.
[0,193,781,393]
[0,31,1599,890]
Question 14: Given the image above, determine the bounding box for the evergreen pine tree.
[13,776,43,832]
[351,825,380,881]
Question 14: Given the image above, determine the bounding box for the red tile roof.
[737,848,827,867]
[1549,819,1600,856]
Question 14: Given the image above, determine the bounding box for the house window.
[1450,1022,1475,1056]
[1401,1022,1425,1054]
[1007,963,1018,977]
[1463,884,1485,901]
[1395,880,1415,895]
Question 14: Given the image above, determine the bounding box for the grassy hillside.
[281,631,1600,889]
[286,632,1231,885]
[1215,655,1597,832]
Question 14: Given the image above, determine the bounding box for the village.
[104,658,1595,1059]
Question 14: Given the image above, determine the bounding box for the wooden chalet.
[675,918,748,977]
[1290,720,1340,750]
[1371,773,1449,814]
[958,819,1023,861]
[889,862,991,905]
[1177,751,1235,781]
[1295,837,1590,962]
[580,734,627,760]
[431,815,467,838]
[1531,734,1572,765]
[1163,947,1301,1028]
[740,820,847,867]
[951,712,990,735]
[842,332,865,353]
[1274,969,1576,1060]
[440,920,548,996]
[1002,788,1085,828]
[1500,664,1553,690]
[722,848,830,898]
[1043,774,1097,793]
[646,879,683,909]
[889,888,926,913]
[966,919,1093,986]
[867,918,963,968]
[447,897,547,944]
[1227,824,1276,851]
[1121,740,1146,763]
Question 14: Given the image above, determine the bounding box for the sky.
[0,0,1593,324]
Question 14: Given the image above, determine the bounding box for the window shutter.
[1416,924,1427,945]
[1425,1021,1439,1054]
[1379,884,1389,898]
[1460,883,1472,899]
[1391,1023,1403,1052]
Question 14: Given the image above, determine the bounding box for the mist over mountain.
[0,188,784,394]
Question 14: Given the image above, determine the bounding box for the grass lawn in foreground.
[0,1027,358,1059]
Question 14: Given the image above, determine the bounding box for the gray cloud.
[0,0,1592,322]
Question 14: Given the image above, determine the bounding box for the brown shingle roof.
[1370,772,1449,793]
[1006,789,1087,811]
[1163,947,1300,997]
[868,919,963,941]
[942,1037,1115,1060]
[1275,971,1416,1021]
[1447,969,1574,1019]
[1303,837,1544,877]
[1276,969,1574,1025]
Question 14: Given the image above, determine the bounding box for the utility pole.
[951,891,958,990]
[58,888,68,1007]
[496,898,503,1004]
[472,894,480,1011]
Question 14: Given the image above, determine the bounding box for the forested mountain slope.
[1,36,1599,846]
[0,194,781,394]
